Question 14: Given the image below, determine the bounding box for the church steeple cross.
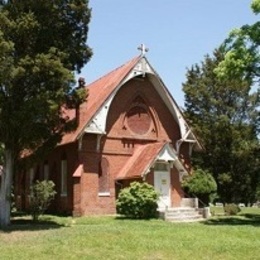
[137,43,149,56]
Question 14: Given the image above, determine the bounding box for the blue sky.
[81,0,258,107]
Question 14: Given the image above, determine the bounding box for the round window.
[126,106,151,135]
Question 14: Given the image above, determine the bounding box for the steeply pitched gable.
[60,54,202,151]
[60,55,141,145]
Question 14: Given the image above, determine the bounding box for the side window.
[28,168,35,195]
[43,161,49,180]
[51,162,57,183]
[61,154,67,196]
[29,168,35,186]
[98,157,110,196]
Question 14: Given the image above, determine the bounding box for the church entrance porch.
[154,163,171,210]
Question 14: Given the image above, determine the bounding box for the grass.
[0,208,260,260]
[211,205,260,215]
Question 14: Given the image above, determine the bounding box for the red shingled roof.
[117,142,166,180]
[60,55,141,145]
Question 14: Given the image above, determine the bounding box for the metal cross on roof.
[137,43,149,56]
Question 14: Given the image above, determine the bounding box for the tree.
[183,48,259,205]
[216,0,260,85]
[215,0,260,136]
[0,144,3,165]
[0,0,92,227]
[182,168,217,206]
[215,0,260,203]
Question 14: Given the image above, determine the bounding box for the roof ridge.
[85,55,141,88]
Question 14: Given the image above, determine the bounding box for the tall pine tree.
[0,0,92,227]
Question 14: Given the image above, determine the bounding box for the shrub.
[224,203,241,216]
[116,182,159,219]
[29,180,57,222]
[182,168,217,206]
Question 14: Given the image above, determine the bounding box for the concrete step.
[167,216,204,223]
[166,212,200,217]
[159,207,205,222]
[166,207,200,215]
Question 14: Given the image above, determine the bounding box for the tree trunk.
[0,149,14,228]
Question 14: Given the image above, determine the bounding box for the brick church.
[15,49,202,216]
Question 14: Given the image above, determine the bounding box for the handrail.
[182,190,207,208]
[157,195,169,214]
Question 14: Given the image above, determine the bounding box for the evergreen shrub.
[29,180,56,222]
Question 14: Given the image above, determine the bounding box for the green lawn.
[0,208,260,260]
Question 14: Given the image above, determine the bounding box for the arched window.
[43,161,49,180]
[27,168,35,195]
[51,162,57,183]
[61,153,67,196]
[98,157,110,196]
[29,168,35,186]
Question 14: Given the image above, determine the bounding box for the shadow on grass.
[1,213,66,233]
[115,215,158,221]
[203,213,260,227]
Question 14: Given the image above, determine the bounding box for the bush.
[182,168,217,206]
[29,180,57,222]
[116,182,159,219]
[224,203,241,216]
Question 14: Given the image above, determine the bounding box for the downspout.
[115,180,123,199]
[96,134,104,152]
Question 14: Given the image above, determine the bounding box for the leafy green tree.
[215,0,260,135]
[215,0,260,203]
[182,168,217,206]
[183,48,259,205]
[0,0,92,227]
[216,0,260,85]
[256,184,260,201]
[0,144,3,165]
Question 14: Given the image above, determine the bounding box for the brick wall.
[170,166,184,207]
[76,76,192,215]
[106,77,180,142]
[19,142,79,214]
[17,75,193,215]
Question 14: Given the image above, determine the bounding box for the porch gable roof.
[116,142,187,180]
